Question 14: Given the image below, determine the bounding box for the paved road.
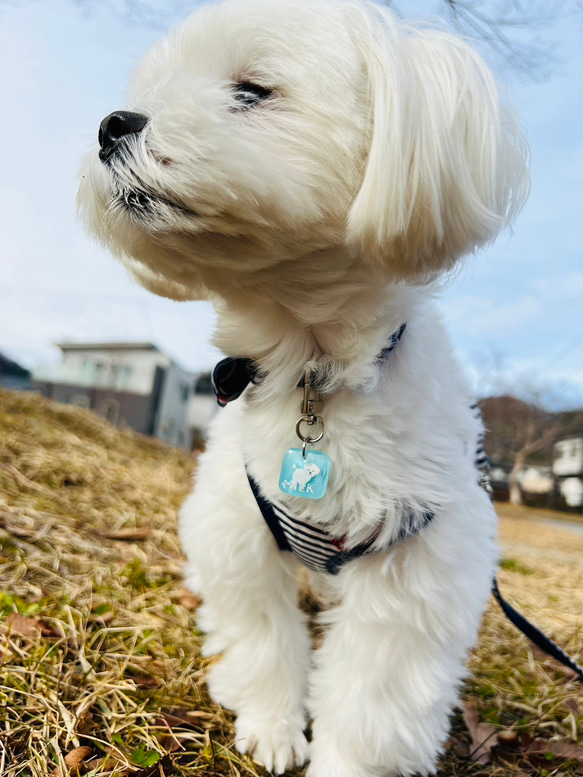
[533,516,583,536]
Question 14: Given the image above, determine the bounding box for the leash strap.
[492,577,583,681]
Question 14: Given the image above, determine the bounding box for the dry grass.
[0,388,581,777]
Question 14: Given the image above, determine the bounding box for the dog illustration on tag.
[279,449,331,500]
[290,461,321,492]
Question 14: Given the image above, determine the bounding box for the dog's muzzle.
[98,111,149,163]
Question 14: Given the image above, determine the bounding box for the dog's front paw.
[307,746,375,777]
[235,714,309,775]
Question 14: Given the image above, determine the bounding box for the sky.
[0,0,582,404]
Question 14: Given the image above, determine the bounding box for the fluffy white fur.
[78,1,529,774]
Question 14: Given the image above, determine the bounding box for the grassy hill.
[0,389,581,776]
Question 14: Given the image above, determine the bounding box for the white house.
[553,436,583,477]
[188,372,220,447]
[520,466,554,495]
[553,436,583,510]
[34,342,195,450]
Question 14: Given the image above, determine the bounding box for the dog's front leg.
[180,413,310,774]
[307,536,493,777]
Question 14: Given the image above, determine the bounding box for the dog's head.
[305,463,321,478]
[78,0,528,300]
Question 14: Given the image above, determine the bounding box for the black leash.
[492,577,583,681]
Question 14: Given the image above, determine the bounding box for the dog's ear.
[346,9,529,282]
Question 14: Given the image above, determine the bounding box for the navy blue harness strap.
[377,322,407,361]
[492,578,583,681]
[247,471,291,553]
[247,468,435,575]
[324,510,435,574]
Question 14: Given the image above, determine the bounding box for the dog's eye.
[232,81,274,110]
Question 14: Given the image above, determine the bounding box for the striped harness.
[247,470,435,574]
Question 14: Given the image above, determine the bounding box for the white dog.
[78,0,528,774]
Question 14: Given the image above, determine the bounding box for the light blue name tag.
[279,448,331,500]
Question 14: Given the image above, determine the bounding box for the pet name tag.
[279,449,331,500]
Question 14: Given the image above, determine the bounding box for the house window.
[72,394,90,409]
[162,418,175,440]
[122,365,133,389]
[194,373,213,395]
[98,399,120,425]
[94,362,106,386]
[81,359,94,383]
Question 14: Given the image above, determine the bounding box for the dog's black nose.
[98,111,149,162]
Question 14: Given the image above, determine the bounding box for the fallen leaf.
[79,757,107,770]
[159,711,190,727]
[4,613,43,638]
[95,527,150,540]
[132,674,163,689]
[73,756,124,774]
[4,612,60,639]
[64,746,92,770]
[155,709,205,751]
[462,704,499,764]
[51,746,92,775]
[157,729,183,754]
[530,739,583,761]
[84,756,131,775]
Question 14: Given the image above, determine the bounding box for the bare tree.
[40,0,583,79]
[480,395,562,504]
[424,0,563,78]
